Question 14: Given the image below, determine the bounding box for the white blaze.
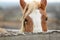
[29,9,42,33]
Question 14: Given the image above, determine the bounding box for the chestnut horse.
[20,0,48,33]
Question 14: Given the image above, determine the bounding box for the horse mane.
[23,1,41,18]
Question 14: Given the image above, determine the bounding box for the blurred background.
[0,0,60,30]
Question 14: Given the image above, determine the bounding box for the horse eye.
[24,19,28,24]
[46,17,48,21]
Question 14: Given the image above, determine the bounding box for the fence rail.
[0,30,60,40]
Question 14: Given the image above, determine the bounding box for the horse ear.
[20,0,26,9]
[41,0,47,10]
